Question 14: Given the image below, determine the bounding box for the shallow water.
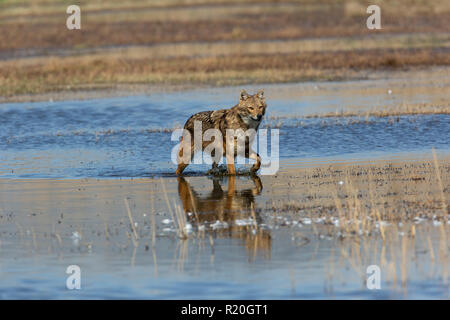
[0,82,449,178]
[0,228,446,300]
[0,175,448,299]
[0,80,449,299]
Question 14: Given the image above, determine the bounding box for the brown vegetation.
[1,0,449,52]
[1,0,449,98]
[1,47,449,97]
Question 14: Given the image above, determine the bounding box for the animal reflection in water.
[177,175,271,255]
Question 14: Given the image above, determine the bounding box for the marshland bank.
[1,0,449,100]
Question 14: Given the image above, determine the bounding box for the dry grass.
[301,103,450,119]
[267,157,449,288]
[1,47,449,97]
[267,158,449,223]
[0,0,449,98]
[266,156,449,289]
[1,0,449,52]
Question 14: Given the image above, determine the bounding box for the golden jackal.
[176,89,267,175]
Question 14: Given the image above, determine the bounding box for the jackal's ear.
[257,89,264,99]
[240,89,250,101]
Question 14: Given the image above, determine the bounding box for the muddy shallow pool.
[0,171,448,299]
[0,78,449,299]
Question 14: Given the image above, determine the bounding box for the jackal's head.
[238,89,267,124]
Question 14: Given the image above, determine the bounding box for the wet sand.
[0,157,448,298]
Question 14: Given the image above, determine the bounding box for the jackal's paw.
[206,164,228,176]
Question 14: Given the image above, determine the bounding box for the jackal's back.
[183,109,227,134]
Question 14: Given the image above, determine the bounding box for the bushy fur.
[176,89,267,175]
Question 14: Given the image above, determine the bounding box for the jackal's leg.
[249,152,261,173]
[245,146,261,174]
[176,163,189,176]
[250,175,263,195]
[225,139,236,175]
[176,137,194,175]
